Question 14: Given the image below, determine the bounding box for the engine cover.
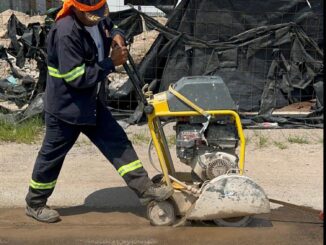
[167,76,237,112]
[191,152,238,181]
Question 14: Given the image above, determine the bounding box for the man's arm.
[53,34,115,89]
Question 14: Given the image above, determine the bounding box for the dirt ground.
[0,9,323,244]
[0,206,323,245]
[0,125,323,244]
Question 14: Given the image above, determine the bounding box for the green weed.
[273,141,288,150]
[257,135,269,148]
[167,135,176,147]
[317,137,323,144]
[287,135,309,144]
[0,117,44,144]
[253,131,269,148]
[131,131,151,145]
[245,135,252,145]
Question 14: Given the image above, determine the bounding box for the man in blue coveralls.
[25,0,173,223]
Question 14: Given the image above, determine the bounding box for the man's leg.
[82,103,173,201]
[25,113,80,222]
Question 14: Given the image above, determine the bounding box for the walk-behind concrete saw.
[123,54,270,227]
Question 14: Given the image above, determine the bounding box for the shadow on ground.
[56,186,276,227]
[56,186,147,218]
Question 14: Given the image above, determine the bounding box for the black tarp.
[0,1,323,128]
[115,0,323,125]
[124,0,178,16]
[124,0,177,5]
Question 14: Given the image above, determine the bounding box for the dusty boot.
[139,183,174,205]
[25,205,60,223]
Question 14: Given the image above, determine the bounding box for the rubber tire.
[147,200,176,226]
[213,216,253,227]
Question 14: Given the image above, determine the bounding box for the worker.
[25,0,173,223]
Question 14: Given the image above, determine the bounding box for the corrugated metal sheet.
[0,1,33,14]
[0,0,61,14]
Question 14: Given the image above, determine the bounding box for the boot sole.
[25,210,60,223]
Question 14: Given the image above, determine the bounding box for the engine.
[176,116,239,182]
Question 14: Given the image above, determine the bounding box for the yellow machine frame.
[146,88,246,188]
[123,57,271,226]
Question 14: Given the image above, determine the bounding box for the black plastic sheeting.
[124,0,177,5]
[124,0,178,16]
[0,1,323,128]
[109,8,154,41]
[117,0,323,127]
[0,12,51,123]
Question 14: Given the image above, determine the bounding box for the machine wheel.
[213,216,253,227]
[147,200,176,226]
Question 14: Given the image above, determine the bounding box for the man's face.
[72,7,101,27]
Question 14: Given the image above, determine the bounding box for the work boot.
[139,183,174,205]
[25,205,60,223]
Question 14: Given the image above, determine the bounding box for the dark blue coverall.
[25,13,152,208]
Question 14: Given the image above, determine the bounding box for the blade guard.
[187,175,271,220]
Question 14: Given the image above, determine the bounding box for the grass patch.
[273,141,288,150]
[245,135,253,145]
[287,135,309,144]
[131,132,176,147]
[0,117,44,144]
[253,130,260,137]
[253,132,269,148]
[257,135,269,148]
[167,135,176,147]
[130,131,151,145]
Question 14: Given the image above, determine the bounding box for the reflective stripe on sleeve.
[29,179,57,190]
[48,64,85,82]
[117,160,143,177]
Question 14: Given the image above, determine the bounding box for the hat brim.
[87,3,109,19]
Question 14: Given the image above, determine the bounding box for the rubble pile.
[0,10,45,47]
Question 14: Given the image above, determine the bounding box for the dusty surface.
[0,12,323,239]
[0,205,323,245]
[0,10,323,244]
[0,126,323,244]
[0,126,323,209]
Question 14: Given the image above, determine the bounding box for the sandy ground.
[0,126,323,209]
[0,206,323,245]
[0,10,323,244]
[0,126,323,244]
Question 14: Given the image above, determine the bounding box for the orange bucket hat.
[56,0,108,21]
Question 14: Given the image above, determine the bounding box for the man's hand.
[112,34,125,49]
[111,46,128,67]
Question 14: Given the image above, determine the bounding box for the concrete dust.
[0,205,323,245]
